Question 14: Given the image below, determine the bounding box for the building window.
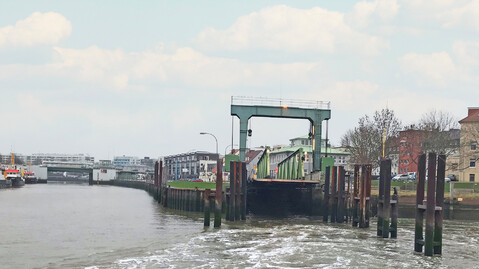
[470,174,475,182]
[472,142,477,151]
[470,159,476,168]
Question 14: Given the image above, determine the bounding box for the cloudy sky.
[1,0,478,160]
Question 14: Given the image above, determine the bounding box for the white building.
[113,156,141,166]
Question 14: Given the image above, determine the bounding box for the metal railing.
[231,96,330,110]
[256,147,270,179]
[277,148,305,180]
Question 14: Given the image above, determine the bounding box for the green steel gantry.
[231,96,331,174]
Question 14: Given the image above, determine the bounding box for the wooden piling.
[415,154,426,253]
[425,152,437,256]
[323,166,330,222]
[235,162,242,221]
[241,163,247,220]
[377,160,385,236]
[337,166,345,223]
[331,166,337,223]
[229,163,236,221]
[204,189,211,227]
[434,154,446,255]
[391,187,398,238]
[352,165,359,227]
[214,159,223,228]
[382,159,391,238]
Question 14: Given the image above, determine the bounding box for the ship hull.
[25,177,38,184]
[11,177,25,187]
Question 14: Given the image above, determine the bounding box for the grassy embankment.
[371,180,479,198]
[167,181,230,190]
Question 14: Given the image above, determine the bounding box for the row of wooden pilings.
[144,160,247,228]
[322,162,398,237]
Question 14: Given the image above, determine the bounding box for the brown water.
[1,184,478,268]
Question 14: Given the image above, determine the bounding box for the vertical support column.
[323,166,330,222]
[365,165,371,228]
[330,166,337,223]
[391,187,398,238]
[434,154,446,255]
[89,171,93,186]
[377,160,385,236]
[352,165,359,227]
[235,162,242,221]
[312,121,322,172]
[154,161,159,186]
[415,154,426,252]
[383,159,391,238]
[204,189,211,227]
[425,152,437,256]
[359,165,367,228]
[229,162,236,221]
[241,162,247,220]
[239,117,248,162]
[214,159,223,228]
[337,166,345,223]
[159,160,163,203]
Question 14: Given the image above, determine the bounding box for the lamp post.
[224,144,238,156]
[200,132,218,156]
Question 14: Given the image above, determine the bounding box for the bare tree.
[418,110,460,156]
[341,108,402,168]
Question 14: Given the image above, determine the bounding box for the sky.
[1,0,478,160]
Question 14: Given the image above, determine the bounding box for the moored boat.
[23,172,38,184]
[5,169,25,187]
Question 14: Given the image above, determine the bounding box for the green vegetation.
[167,181,230,190]
[371,180,479,193]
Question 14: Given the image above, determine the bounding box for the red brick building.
[398,129,426,174]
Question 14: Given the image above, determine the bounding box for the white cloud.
[48,45,320,90]
[194,5,389,55]
[452,40,479,66]
[348,0,400,29]
[0,12,71,49]
[401,0,479,30]
[398,52,458,87]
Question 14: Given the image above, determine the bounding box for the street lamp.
[200,132,218,155]
[225,144,238,156]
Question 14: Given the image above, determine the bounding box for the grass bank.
[167,181,230,190]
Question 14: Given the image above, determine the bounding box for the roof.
[245,150,262,163]
[270,145,349,155]
[5,169,19,172]
[459,108,479,123]
[289,135,326,141]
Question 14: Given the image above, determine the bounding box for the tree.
[341,108,402,168]
[418,109,459,156]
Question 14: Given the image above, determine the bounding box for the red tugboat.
[23,172,38,184]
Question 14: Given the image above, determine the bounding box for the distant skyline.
[1,1,478,160]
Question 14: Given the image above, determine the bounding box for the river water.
[1,183,478,269]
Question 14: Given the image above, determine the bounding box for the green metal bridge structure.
[230,96,331,181]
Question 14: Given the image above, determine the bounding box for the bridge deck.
[253,178,320,184]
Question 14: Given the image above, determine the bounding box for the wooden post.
[154,161,159,186]
[415,154,426,253]
[337,166,345,223]
[159,160,163,202]
[331,166,337,223]
[214,159,223,228]
[241,162,247,220]
[391,187,398,238]
[377,160,385,236]
[235,162,242,221]
[359,165,366,228]
[229,162,236,221]
[323,166,330,222]
[425,152,437,256]
[434,154,446,255]
[352,165,359,227]
[204,189,211,227]
[382,159,391,238]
